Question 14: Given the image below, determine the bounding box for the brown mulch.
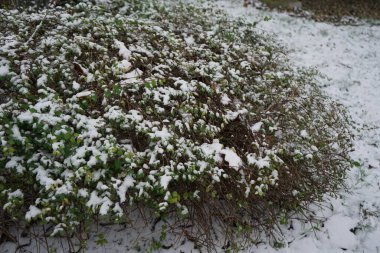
[302,0,380,21]
[258,0,380,23]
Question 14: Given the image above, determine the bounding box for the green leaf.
[115,159,122,170]
[168,191,180,204]
[96,233,108,246]
[279,216,288,225]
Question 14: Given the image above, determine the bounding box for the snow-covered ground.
[218,1,380,252]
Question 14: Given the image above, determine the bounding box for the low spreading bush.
[0,0,352,251]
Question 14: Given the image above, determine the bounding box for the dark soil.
[259,0,380,23]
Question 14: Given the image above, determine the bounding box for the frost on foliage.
[0,0,351,240]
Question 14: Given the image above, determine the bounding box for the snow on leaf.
[220,148,243,169]
[12,124,24,143]
[114,39,131,61]
[117,176,135,203]
[75,90,93,98]
[160,174,172,190]
[72,81,81,90]
[25,205,42,221]
[251,122,263,133]
[0,64,9,76]
[8,189,24,199]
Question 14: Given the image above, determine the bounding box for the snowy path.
[219,1,380,252]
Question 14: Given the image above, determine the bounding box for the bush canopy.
[0,0,352,251]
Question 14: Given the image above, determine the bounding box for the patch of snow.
[17,111,33,123]
[86,191,102,211]
[75,90,93,98]
[8,189,24,199]
[127,109,143,122]
[117,176,135,203]
[12,125,23,143]
[99,197,112,215]
[184,35,195,45]
[247,154,271,169]
[36,74,48,87]
[220,148,243,169]
[0,64,9,76]
[104,106,125,121]
[129,45,154,58]
[201,141,243,169]
[251,122,263,133]
[221,93,231,105]
[72,81,81,90]
[151,127,171,141]
[160,174,172,190]
[324,215,359,250]
[300,129,309,138]
[78,188,89,198]
[5,156,23,169]
[34,166,57,189]
[114,39,131,60]
[120,68,143,81]
[117,59,132,72]
[200,140,223,162]
[25,205,42,221]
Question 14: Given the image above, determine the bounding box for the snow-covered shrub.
[0,0,81,9]
[0,0,352,250]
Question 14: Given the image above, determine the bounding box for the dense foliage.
[0,0,352,250]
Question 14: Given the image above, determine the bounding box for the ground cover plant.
[0,0,353,251]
